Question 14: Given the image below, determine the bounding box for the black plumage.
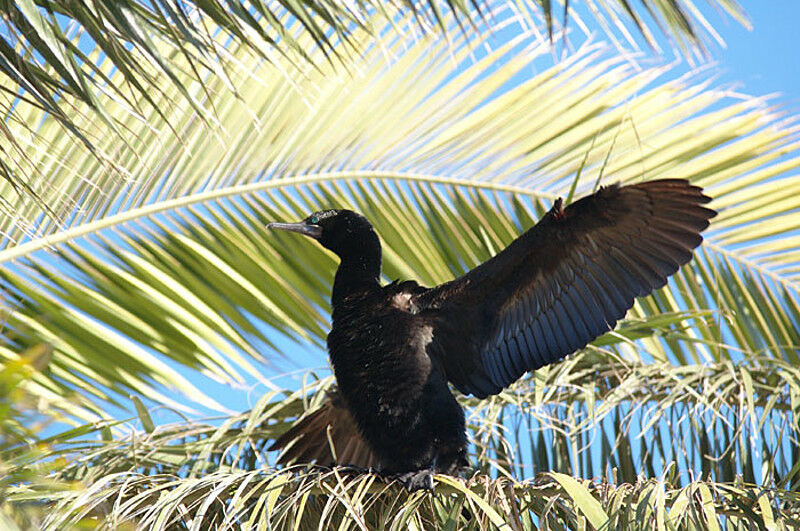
[267,179,716,491]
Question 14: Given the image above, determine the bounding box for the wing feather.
[416,179,715,397]
[269,389,380,468]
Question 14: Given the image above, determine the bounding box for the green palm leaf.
[0,1,749,223]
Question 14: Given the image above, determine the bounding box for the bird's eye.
[310,216,319,224]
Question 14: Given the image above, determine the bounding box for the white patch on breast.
[410,324,434,376]
[417,324,434,346]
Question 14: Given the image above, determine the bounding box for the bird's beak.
[267,221,323,239]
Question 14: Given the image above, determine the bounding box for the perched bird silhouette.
[267,179,715,491]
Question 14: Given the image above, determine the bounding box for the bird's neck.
[332,245,382,307]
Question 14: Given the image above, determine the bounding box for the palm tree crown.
[1,1,799,528]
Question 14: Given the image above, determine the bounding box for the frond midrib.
[3,170,796,298]
[0,171,557,263]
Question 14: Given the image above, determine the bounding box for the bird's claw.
[391,470,435,492]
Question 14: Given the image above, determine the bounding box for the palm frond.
[0,1,748,222]
[570,0,750,57]
[0,344,91,530]
[33,470,800,529]
[22,355,799,490]
[475,354,800,488]
[10,360,797,528]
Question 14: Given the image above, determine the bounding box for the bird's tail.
[268,388,380,469]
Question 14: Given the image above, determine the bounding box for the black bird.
[267,179,715,491]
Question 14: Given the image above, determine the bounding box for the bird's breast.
[327,302,435,411]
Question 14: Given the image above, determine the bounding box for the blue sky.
[715,0,800,100]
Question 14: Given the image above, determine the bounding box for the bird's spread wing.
[414,179,716,398]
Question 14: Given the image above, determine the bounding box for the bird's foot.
[390,470,435,493]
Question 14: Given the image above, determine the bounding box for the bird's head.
[268,209,379,259]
